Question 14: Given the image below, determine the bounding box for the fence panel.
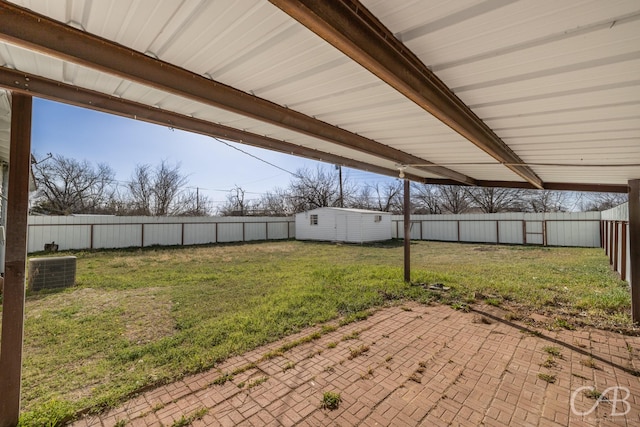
[93,224,141,249]
[600,203,630,283]
[183,223,217,245]
[421,221,458,241]
[244,223,267,242]
[28,224,90,251]
[391,212,601,248]
[27,216,294,252]
[459,221,498,243]
[267,222,290,240]
[144,224,182,247]
[498,221,523,244]
[216,223,244,243]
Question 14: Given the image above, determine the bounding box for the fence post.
[629,179,640,323]
[622,221,628,282]
[609,221,614,265]
[613,221,619,271]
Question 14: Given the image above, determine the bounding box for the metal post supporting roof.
[629,179,640,324]
[404,179,410,283]
[0,93,32,427]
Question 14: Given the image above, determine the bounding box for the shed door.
[335,214,347,241]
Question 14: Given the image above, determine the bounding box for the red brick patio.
[70,303,640,426]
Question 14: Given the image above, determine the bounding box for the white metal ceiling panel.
[4,0,640,187]
[364,0,640,186]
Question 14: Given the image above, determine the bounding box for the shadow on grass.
[469,306,640,377]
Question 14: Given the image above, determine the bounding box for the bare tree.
[351,185,375,210]
[218,185,249,216]
[126,160,199,216]
[127,164,154,215]
[367,181,403,212]
[255,188,293,216]
[287,165,353,213]
[466,187,525,213]
[412,184,442,214]
[440,185,472,214]
[32,154,116,215]
[580,192,628,211]
[174,190,212,216]
[525,190,567,212]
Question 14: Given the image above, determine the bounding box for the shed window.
[374,215,382,223]
[310,214,318,225]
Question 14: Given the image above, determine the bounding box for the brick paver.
[70,303,640,426]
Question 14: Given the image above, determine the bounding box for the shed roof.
[0,0,637,191]
[302,207,390,215]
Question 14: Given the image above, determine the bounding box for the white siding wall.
[28,216,293,252]
[295,210,337,241]
[295,208,391,243]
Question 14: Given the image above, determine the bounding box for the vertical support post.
[629,180,640,324]
[181,223,185,246]
[600,220,604,249]
[89,224,94,250]
[522,220,527,245]
[403,179,410,283]
[0,93,33,427]
[495,220,500,244]
[612,221,620,271]
[621,221,627,282]
[609,222,614,264]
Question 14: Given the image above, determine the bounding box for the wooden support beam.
[270,0,543,189]
[422,178,629,194]
[0,65,430,185]
[0,2,474,185]
[0,93,33,427]
[404,179,411,283]
[629,180,640,324]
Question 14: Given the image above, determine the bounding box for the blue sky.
[31,98,392,207]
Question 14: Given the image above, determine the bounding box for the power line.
[212,137,297,177]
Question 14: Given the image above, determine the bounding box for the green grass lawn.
[0,240,630,425]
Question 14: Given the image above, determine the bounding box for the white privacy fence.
[391,212,602,247]
[601,203,629,282]
[28,216,294,252]
[29,211,604,254]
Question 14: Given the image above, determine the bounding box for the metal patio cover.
[0,0,638,192]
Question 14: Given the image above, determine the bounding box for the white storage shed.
[295,208,392,243]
